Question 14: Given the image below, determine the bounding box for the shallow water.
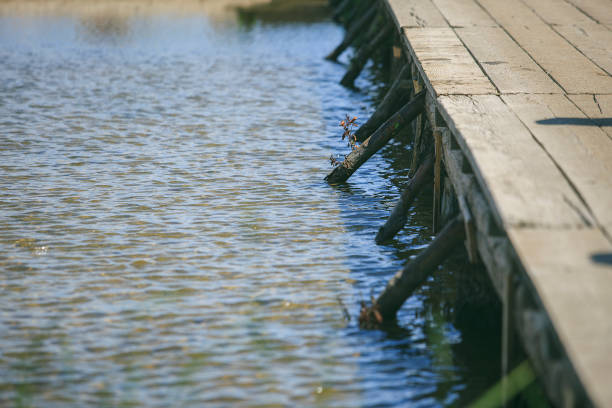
[0,4,501,407]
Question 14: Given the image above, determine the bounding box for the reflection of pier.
[0,0,277,22]
[327,0,612,406]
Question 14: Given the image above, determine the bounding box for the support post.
[361,215,465,326]
[409,64,424,177]
[340,25,393,87]
[325,4,378,61]
[325,91,425,184]
[502,272,516,407]
[457,194,478,263]
[332,0,351,22]
[375,152,434,243]
[433,129,443,233]
[354,64,411,143]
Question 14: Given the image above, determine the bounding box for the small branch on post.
[325,4,378,61]
[375,152,434,243]
[360,215,466,328]
[354,64,411,143]
[340,25,393,88]
[325,90,425,184]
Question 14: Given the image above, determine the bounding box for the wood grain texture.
[385,3,612,405]
[503,93,612,233]
[564,0,612,25]
[456,26,562,94]
[431,0,497,27]
[567,94,612,139]
[437,94,594,229]
[476,0,543,26]
[554,22,612,75]
[521,0,594,25]
[508,227,612,408]
[385,0,447,28]
[402,27,496,96]
[478,0,612,94]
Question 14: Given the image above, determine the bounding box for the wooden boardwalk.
[380,0,612,406]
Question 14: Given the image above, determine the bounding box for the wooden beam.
[325,3,379,61]
[362,215,465,326]
[354,64,411,142]
[432,129,443,233]
[325,91,425,184]
[375,152,434,243]
[341,24,393,87]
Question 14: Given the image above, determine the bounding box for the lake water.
[0,2,502,406]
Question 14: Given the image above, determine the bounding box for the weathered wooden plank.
[385,0,447,28]
[521,0,594,25]
[437,94,593,229]
[567,94,612,139]
[456,26,562,94]
[476,0,543,26]
[431,0,497,27]
[402,27,496,96]
[503,93,612,233]
[478,0,612,94]
[554,22,612,75]
[508,227,612,408]
[564,0,612,25]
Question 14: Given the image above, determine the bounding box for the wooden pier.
[327,0,612,406]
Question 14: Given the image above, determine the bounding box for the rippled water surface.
[0,3,501,407]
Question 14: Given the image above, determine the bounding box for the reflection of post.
[79,13,130,40]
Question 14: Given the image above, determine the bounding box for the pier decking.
[346,0,612,405]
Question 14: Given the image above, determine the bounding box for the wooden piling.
[432,129,443,233]
[340,25,393,87]
[408,64,424,177]
[332,0,351,22]
[361,215,465,326]
[325,3,378,61]
[375,152,434,243]
[354,64,411,142]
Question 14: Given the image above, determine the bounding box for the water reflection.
[0,2,505,407]
[79,13,131,42]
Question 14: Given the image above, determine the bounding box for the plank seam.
[427,0,501,95]
[565,94,612,143]
[519,0,612,77]
[472,0,570,95]
[560,0,612,29]
[500,95,612,244]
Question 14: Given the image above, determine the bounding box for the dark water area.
[0,2,506,406]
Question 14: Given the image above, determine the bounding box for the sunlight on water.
[0,2,501,407]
